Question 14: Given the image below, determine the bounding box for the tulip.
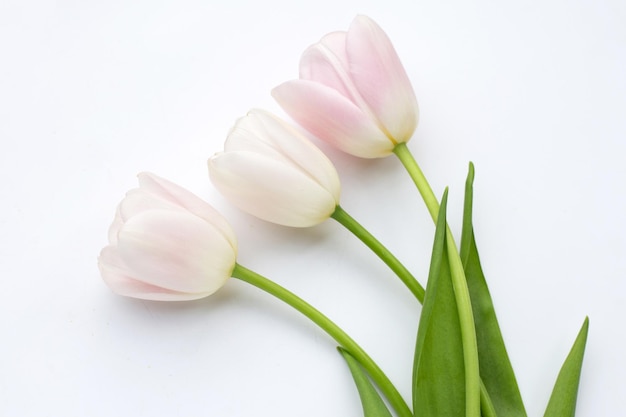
[272,15,418,159]
[98,172,237,301]
[98,176,410,417]
[209,109,425,302]
[208,109,341,228]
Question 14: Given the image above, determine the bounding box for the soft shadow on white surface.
[1,1,625,416]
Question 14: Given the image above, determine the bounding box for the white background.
[1,0,625,416]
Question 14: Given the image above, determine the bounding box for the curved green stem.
[231,263,413,417]
[331,205,425,303]
[393,142,481,417]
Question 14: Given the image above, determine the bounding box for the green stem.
[331,205,425,303]
[231,263,413,417]
[393,142,481,417]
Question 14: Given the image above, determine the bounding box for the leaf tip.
[466,162,475,186]
[441,187,449,206]
[579,316,590,340]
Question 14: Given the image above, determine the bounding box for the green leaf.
[460,162,527,417]
[412,189,466,417]
[543,317,589,417]
[338,347,393,417]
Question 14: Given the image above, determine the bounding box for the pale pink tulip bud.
[272,15,418,159]
[98,173,237,301]
[208,109,341,228]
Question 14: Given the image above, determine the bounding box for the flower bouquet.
[98,15,588,417]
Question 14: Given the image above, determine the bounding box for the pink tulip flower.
[272,15,418,159]
[208,109,341,228]
[98,173,237,301]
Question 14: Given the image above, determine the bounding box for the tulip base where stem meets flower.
[230,263,413,417]
[393,143,481,417]
[330,205,425,303]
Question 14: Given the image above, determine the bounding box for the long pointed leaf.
[338,347,393,417]
[543,317,589,417]
[413,190,466,417]
[460,162,527,417]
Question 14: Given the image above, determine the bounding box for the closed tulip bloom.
[208,109,341,228]
[272,15,418,159]
[98,173,237,301]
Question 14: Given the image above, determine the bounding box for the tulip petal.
[299,31,355,99]
[209,151,337,227]
[99,246,210,301]
[118,188,185,221]
[225,109,340,202]
[116,210,235,294]
[137,172,237,250]
[346,15,418,143]
[225,110,309,163]
[272,80,395,158]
